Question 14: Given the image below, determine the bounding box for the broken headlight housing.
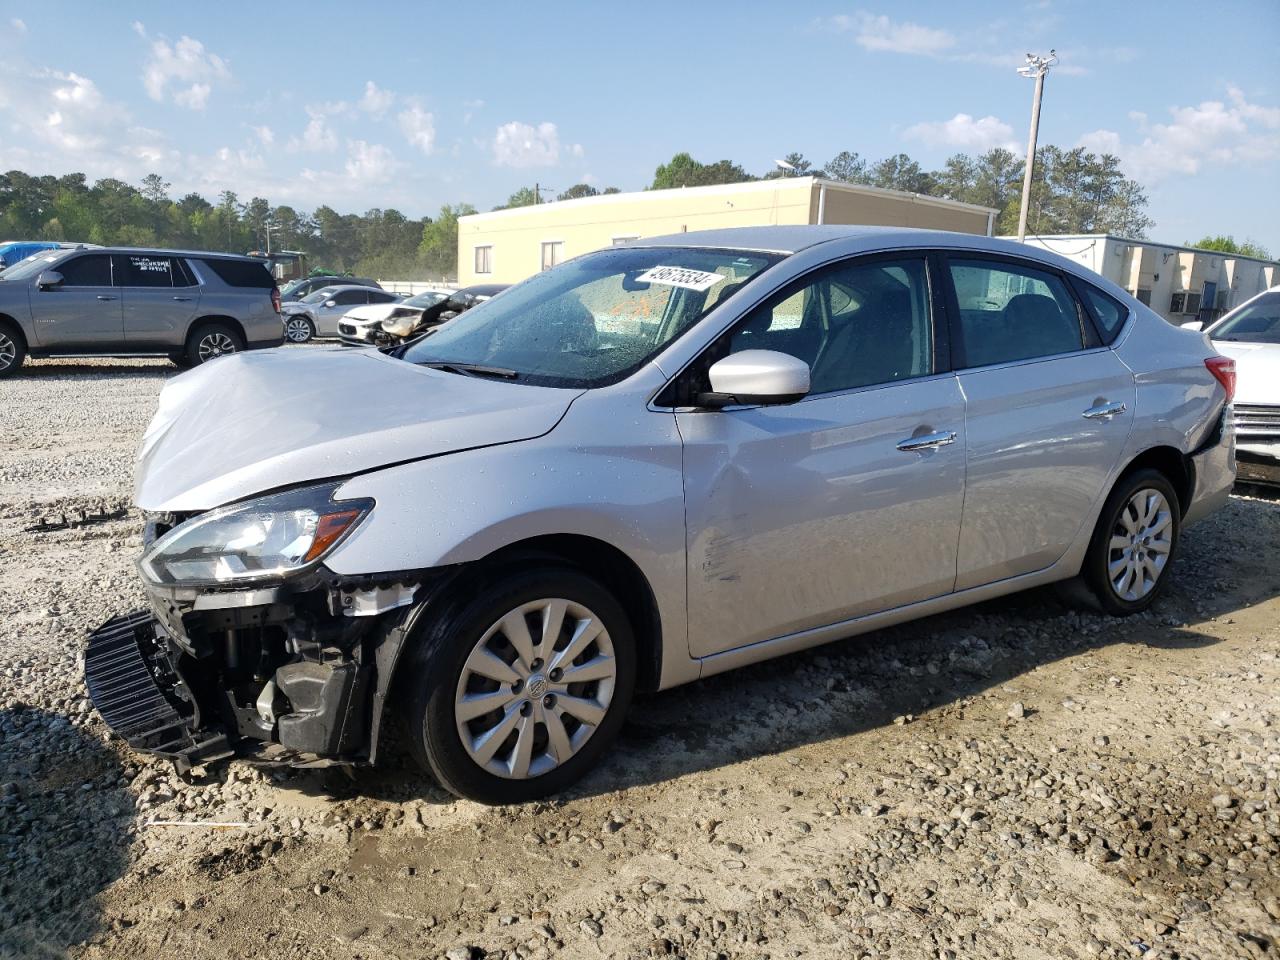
[139,482,373,587]
[380,310,420,338]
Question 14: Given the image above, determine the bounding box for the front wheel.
[403,567,635,804]
[0,324,26,378]
[284,315,314,343]
[1082,468,1180,616]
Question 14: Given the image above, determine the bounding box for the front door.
[28,253,122,348]
[675,254,967,659]
[117,254,201,346]
[942,254,1136,590]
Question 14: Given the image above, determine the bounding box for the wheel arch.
[1113,444,1193,517]
[0,313,28,349]
[186,315,246,347]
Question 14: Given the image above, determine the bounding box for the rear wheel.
[1083,468,1180,616]
[403,566,635,804]
[284,315,314,343]
[0,323,25,378]
[185,322,244,367]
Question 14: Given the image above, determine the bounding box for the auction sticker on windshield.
[635,266,725,292]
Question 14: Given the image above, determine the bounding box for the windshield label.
[635,266,725,292]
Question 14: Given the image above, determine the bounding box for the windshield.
[300,287,338,304]
[405,291,450,308]
[401,247,782,387]
[1211,291,1280,344]
[0,251,66,282]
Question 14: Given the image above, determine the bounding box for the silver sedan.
[90,226,1235,803]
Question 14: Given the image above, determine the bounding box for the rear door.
[942,253,1135,590]
[315,289,367,336]
[116,254,201,347]
[28,253,122,347]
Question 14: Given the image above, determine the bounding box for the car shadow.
[0,706,134,957]
[294,491,1278,806]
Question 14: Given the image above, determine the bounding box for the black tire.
[403,565,636,804]
[0,322,26,379]
[185,322,245,367]
[1082,468,1181,616]
[283,315,315,344]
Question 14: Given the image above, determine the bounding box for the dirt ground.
[1,357,1277,960]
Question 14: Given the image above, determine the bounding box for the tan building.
[1012,234,1280,325]
[456,177,998,286]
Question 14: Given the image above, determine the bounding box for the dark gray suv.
[0,248,284,377]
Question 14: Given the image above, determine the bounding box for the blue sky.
[1,1,1278,248]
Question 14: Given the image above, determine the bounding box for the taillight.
[1205,356,1235,403]
[271,288,281,314]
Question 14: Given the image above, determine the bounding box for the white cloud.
[142,35,231,110]
[904,113,1018,153]
[359,80,394,117]
[289,114,337,153]
[493,121,576,168]
[251,124,274,146]
[398,105,435,154]
[344,140,398,183]
[11,18,27,34]
[1077,86,1280,182]
[830,12,955,56]
[132,21,146,37]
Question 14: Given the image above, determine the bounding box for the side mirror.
[324,299,337,308]
[36,270,64,291]
[1180,320,1204,332]
[701,349,810,407]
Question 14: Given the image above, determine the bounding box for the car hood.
[342,302,417,325]
[135,347,583,512]
[1212,340,1280,405]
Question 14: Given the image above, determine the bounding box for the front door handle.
[897,430,957,452]
[172,296,193,302]
[1082,401,1127,420]
[96,295,116,301]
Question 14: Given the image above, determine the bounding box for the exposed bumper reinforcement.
[85,611,233,771]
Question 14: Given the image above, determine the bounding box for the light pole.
[1016,50,1057,242]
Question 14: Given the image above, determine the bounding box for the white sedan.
[1188,286,1280,485]
[337,288,456,346]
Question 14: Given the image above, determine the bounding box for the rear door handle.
[1082,401,1126,420]
[96,295,116,301]
[897,430,957,452]
[172,296,193,302]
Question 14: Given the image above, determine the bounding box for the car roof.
[47,246,265,262]
[458,283,510,296]
[631,225,1039,256]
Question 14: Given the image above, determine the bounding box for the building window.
[1170,292,1186,314]
[540,241,563,271]
[611,235,639,246]
[474,245,493,275]
[1135,288,1152,306]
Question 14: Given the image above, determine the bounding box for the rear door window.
[58,255,113,287]
[199,258,276,288]
[947,259,1085,367]
[333,290,366,306]
[1073,281,1128,343]
[114,254,177,288]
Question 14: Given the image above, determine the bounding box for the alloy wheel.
[0,332,15,372]
[454,598,617,780]
[1107,488,1173,601]
[197,332,237,362]
[285,317,312,343]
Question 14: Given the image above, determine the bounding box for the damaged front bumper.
[86,569,435,773]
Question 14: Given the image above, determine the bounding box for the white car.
[282,285,402,342]
[337,288,455,347]
[1188,287,1280,485]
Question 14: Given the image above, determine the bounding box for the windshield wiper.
[419,360,519,379]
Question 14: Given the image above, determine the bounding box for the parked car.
[1184,286,1279,484]
[338,284,509,347]
[281,284,403,341]
[0,240,62,270]
[0,247,282,377]
[85,226,1235,803]
[280,275,381,303]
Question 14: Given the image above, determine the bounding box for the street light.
[1016,49,1057,243]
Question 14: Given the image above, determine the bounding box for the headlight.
[139,482,373,586]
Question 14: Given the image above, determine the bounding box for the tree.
[557,183,598,201]
[869,154,937,194]
[601,186,621,195]
[139,173,171,204]
[1186,235,1271,259]
[764,152,813,179]
[821,151,869,184]
[651,152,753,189]
[495,186,540,210]
[418,203,476,278]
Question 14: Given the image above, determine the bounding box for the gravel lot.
[1,356,1278,960]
